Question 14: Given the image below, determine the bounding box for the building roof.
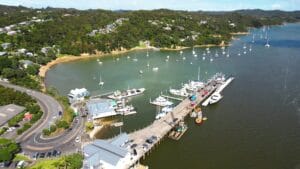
[0,51,7,56]
[86,99,117,119]
[0,104,25,126]
[83,133,129,167]
[19,60,33,65]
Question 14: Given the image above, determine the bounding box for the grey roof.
[110,133,129,147]
[86,99,117,118]
[83,133,129,167]
[0,104,25,126]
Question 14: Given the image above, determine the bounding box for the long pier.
[124,77,227,168]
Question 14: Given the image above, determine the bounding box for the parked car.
[130,143,137,149]
[150,135,158,141]
[146,138,153,144]
[32,152,39,159]
[46,151,52,158]
[16,160,25,168]
[75,136,80,143]
[39,152,45,158]
[142,143,148,151]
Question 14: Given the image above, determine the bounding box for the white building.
[68,88,90,103]
[83,133,132,169]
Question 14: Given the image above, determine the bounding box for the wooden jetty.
[124,77,226,168]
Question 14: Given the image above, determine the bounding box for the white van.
[17,160,25,168]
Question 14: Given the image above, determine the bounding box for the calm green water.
[46,23,300,169]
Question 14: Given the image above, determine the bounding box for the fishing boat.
[133,58,138,62]
[108,88,146,100]
[155,106,173,119]
[150,96,173,107]
[98,61,103,65]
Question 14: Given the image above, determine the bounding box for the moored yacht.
[155,106,173,119]
[169,87,189,97]
[150,96,173,107]
[108,88,146,100]
[209,92,223,104]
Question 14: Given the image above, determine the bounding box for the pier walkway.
[125,78,225,168]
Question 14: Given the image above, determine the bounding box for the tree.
[0,138,20,162]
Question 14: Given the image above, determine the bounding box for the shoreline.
[39,42,230,79]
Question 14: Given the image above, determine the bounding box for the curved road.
[0,81,84,154]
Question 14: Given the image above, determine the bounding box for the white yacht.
[139,70,143,74]
[150,96,173,107]
[209,93,223,104]
[152,67,159,71]
[169,88,189,97]
[155,106,173,119]
[108,88,146,100]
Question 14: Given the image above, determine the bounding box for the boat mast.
[197,66,200,81]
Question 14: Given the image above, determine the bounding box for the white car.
[75,136,81,143]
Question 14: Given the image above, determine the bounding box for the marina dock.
[202,77,234,106]
[124,76,230,168]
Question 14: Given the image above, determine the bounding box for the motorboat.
[209,92,223,104]
[150,96,173,107]
[152,67,159,71]
[108,88,146,100]
[155,106,173,119]
[169,88,189,97]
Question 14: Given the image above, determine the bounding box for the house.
[17,48,27,54]
[86,98,117,119]
[23,112,33,121]
[0,52,7,57]
[0,104,25,126]
[7,31,17,36]
[1,43,11,50]
[26,52,34,57]
[83,133,132,169]
[41,47,52,54]
[68,88,90,104]
[19,60,33,69]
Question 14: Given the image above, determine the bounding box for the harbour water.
[45,23,300,169]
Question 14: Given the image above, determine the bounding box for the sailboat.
[249,45,252,52]
[146,51,149,57]
[99,75,104,86]
[147,61,150,67]
[265,39,270,48]
[243,44,247,49]
[226,49,230,57]
[252,34,255,43]
[192,48,196,55]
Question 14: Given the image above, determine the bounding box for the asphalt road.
[0,81,84,155]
